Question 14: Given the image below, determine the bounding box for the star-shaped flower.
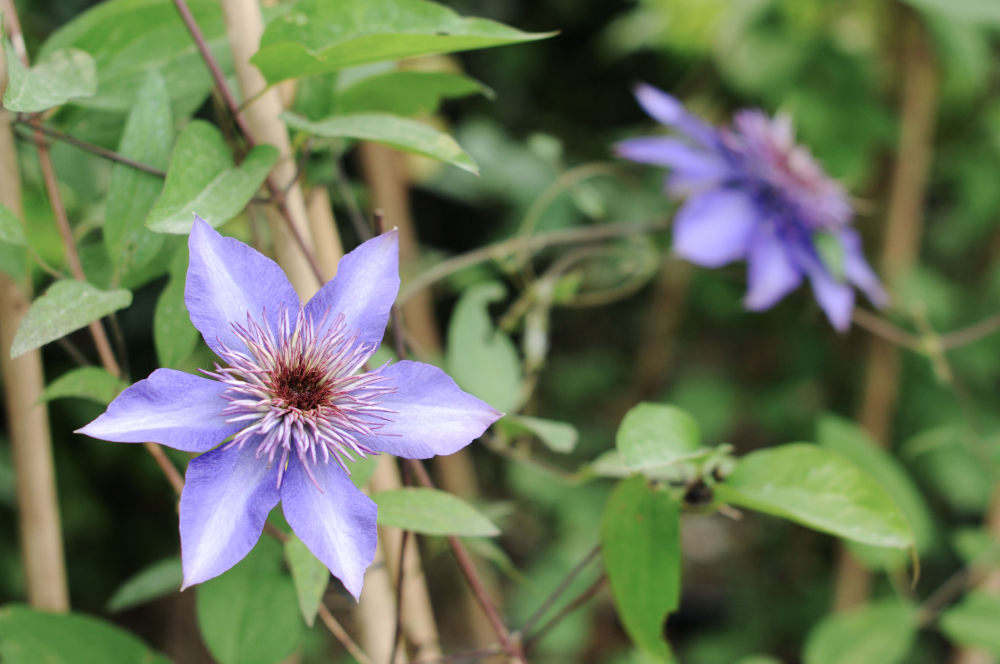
[616,84,887,330]
[79,216,501,598]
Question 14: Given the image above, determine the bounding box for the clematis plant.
[78,216,501,598]
[616,83,887,331]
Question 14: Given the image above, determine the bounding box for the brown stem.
[518,544,601,636]
[317,603,375,664]
[524,575,607,649]
[12,118,166,177]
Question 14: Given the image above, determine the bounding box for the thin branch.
[411,646,503,664]
[519,545,601,636]
[332,156,374,242]
[851,308,922,351]
[318,603,375,664]
[388,529,410,664]
[940,313,1000,350]
[13,119,166,177]
[524,574,607,648]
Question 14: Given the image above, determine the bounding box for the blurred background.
[3,0,1000,662]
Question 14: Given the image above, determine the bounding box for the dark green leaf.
[2,44,96,112]
[715,443,914,548]
[106,557,182,613]
[153,246,199,368]
[10,280,132,359]
[284,111,477,173]
[0,604,168,663]
[939,592,1000,655]
[0,204,26,246]
[335,70,492,116]
[283,535,328,627]
[252,0,553,84]
[601,476,680,659]
[196,538,303,664]
[803,601,917,664]
[373,487,500,537]
[616,402,706,471]
[40,367,127,405]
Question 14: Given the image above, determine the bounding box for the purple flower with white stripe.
[78,216,500,598]
[616,83,887,330]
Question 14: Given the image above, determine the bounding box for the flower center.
[272,365,331,412]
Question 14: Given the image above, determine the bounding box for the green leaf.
[283,535,329,627]
[196,538,303,664]
[10,280,132,359]
[803,601,918,664]
[38,0,231,112]
[153,246,199,368]
[951,528,1000,566]
[347,455,378,489]
[715,443,914,548]
[284,112,478,174]
[902,0,1000,25]
[40,367,127,405]
[0,204,26,246]
[601,476,680,659]
[2,44,96,112]
[252,0,552,85]
[146,121,278,234]
[939,592,1000,655]
[373,487,500,537]
[335,70,492,116]
[501,415,578,453]
[616,402,706,471]
[106,557,182,613]
[446,281,523,413]
[105,71,173,284]
[0,604,168,663]
[818,415,935,566]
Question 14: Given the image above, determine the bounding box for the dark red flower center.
[271,365,330,411]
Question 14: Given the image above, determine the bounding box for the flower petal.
[804,257,855,331]
[672,189,758,268]
[304,230,399,349]
[281,458,376,601]
[841,229,889,308]
[634,83,718,147]
[365,360,501,459]
[186,215,300,357]
[179,444,279,588]
[743,225,803,311]
[76,368,239,453]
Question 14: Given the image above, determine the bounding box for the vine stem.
[518,545,601,637]
[12,118,167,176]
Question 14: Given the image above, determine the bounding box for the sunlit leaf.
[803,601,917,664]
[335,70,492,116]
[616,402,707,471]
[0,204,26,246]
[41,367,127,405]
[502,415,578,453]
[283,535,328,627]
[939,592,1000,656]
[373,487,500,537]
[2,44,96,112]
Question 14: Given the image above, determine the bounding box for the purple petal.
[615,137,731,190]
[841,229,889,308]
[280,458,376,600]
[179,444,279,588]
[303,230,399,350]
[634,83,719,147]
[365,360,501,459]
[804,258,855,331]
[186,215,300,357]
[743,225,803,310]
[76,368,239,453]
[672,189,758,268]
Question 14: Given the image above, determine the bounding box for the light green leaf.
[284,112,477,174]
[715,443,914,548]
[939,592,1000,655]
[153,246,199,368]
[10,280,132,359]
[283,535,328,627]
[616,402,706,471]
[105,71,173,284]
[252,0,552,85]
[803,601,918,664]
[41,367,127,405]
[0,604,168,663]
[146,121,278,234]
[737,656,782,664]
[0,204,25,246]
[902,0,1000,25]
[2,44,96,112]
[446,282,523,413]
[38,0,231,112]
[502,415,578,453]
[106,557,181,613]
[818,415,935,566]
[373,487,500,537]
[952,528,1000,566]
[601,476,680,659]
[347,455,378,489]
[336,70,492,116]
[196,538,303,664]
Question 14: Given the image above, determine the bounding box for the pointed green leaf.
[252,0,553,85]
[41,367,128,405]
[601,476,680,659]
[106,557,182,613]
[153,246,199,368]
[939,592,1000,656]
[616,402,706,471]
[373,487,500,537]
[283,535,329,627]
[803,601,918,664]
[335,70,492,116]
[503,415,578,453]
[284,111,477,174]
[0,204,25,246]
[0,604,169,663]
[146,121,278,234]
[10,280,132,358]
[2,44,96,112]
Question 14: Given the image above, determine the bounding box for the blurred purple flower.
[616,83,887,330]
[78,216,500,597]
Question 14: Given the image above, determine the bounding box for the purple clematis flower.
[616,83,887,330]
[78,216,501,598]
